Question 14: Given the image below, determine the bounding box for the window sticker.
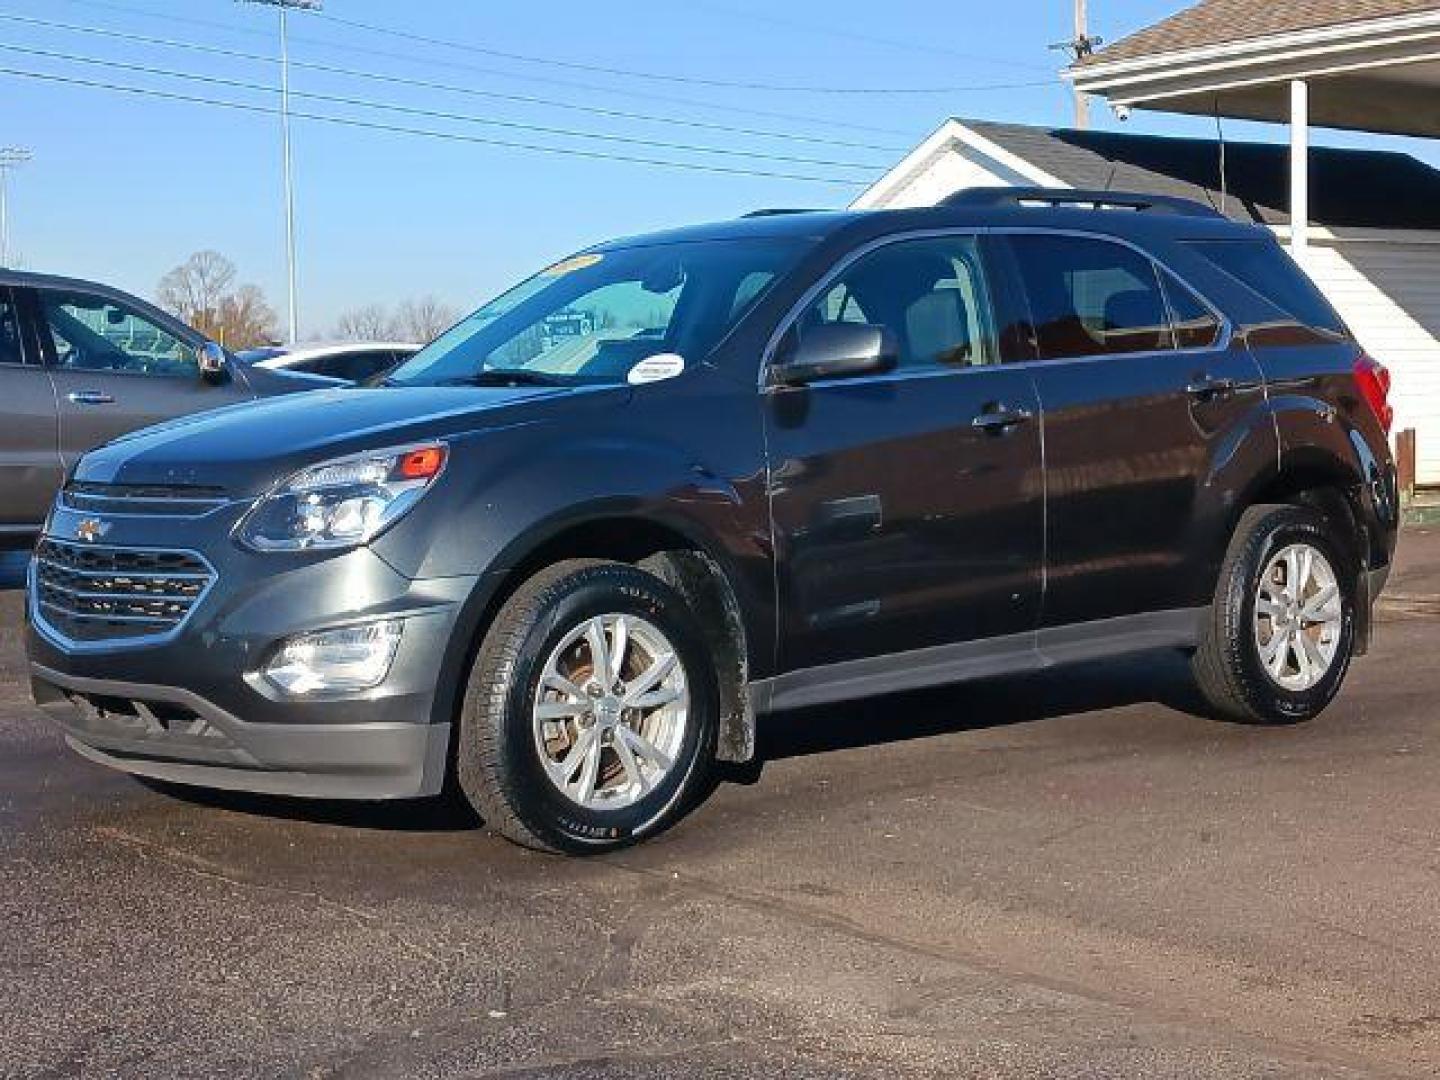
[627,353,686,385]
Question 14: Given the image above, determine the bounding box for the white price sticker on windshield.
[627,353,686,385]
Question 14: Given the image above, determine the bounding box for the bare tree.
[156,251,237,338]
[155,251,278,348]
[333,303,392,341]
[217,285,279,350]
[392,295,459,343]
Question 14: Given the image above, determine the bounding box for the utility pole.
[237,0,321,344]
[0,147,32,268]
[1051,0,1102,129]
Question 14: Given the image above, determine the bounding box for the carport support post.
[1290,78,1310,261]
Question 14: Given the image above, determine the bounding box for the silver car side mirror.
[197,341,228,382]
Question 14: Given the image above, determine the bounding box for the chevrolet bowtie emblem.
[75,517,109,543]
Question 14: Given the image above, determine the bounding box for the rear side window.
[1008,235,1171,359]
[1185,240,1345,335]
[0,291,24,365]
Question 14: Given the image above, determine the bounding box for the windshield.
[388,238,805,387]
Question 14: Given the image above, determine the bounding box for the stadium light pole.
[0,147,32,268]
[238,0,321,343]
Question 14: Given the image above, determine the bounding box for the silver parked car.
[0,270,330,541]
[236,341,420,384]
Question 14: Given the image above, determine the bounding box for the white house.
[854,117,1440,484]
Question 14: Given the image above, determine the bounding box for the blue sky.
[2,0,1433,336]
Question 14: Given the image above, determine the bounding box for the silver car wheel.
[1253,542,1343,692]
[532,613,689,811]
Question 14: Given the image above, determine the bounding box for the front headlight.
[236,443,447,552]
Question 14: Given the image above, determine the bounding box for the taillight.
[1353,353,1393,433]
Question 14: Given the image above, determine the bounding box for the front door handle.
[67,390,116,405]
[972,404,1034,432]
[1185,374,1237,399]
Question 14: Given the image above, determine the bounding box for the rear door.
[32,286,254,469]
[764,232,1045,675]
[999,231,1268,627]
[0,286,62,532]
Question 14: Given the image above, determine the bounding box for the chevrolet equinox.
[26,189,1400,854]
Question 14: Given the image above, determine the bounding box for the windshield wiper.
[435,370,571,388]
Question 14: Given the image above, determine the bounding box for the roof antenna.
[1213,95,1229,218]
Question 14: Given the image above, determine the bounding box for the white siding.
[862,151,1011,210]
[1301,238,1440,484]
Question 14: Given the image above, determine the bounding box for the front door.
[30,286,252,469]
[0,286,62,531]
[1000,232,1269,627]
[765,233,1045,676]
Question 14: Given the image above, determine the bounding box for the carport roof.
[1080,0,1440,66]
[1066,0,1440,138]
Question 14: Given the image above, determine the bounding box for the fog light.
[263,620,403,695]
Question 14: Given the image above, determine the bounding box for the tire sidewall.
[1233,513,1356,721]
[496,567,717,852]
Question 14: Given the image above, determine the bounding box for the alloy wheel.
[1253,542,1343,692]
[531,613,689,810]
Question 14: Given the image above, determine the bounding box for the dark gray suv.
[26,191,1399,854]
[0,270,329,541]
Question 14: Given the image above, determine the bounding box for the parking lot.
[1,536,1439,1078]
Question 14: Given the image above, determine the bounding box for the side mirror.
[769,322,898,387]
[196,341,229,383]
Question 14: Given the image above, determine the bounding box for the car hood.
[73,384,625,496]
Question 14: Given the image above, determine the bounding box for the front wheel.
[457,559,718,854]
[1192,504,1357,724]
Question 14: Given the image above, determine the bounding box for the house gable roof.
[949,119,1440,229]
[1082,0,1440,67]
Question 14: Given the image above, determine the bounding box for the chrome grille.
[32,539,215,644]
[60,482,228,517]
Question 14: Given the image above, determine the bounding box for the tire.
[1192,504,1358,725]
[457,559,718,854]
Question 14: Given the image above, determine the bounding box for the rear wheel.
[457,559,718,854]
[1193,504,1357,724]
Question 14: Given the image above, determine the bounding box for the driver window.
[37,290,197,377]
[794,236,998,372]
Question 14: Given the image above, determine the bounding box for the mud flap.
[1354,562,1373,657]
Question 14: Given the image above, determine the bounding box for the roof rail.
[741,208,822,218]
[941,186,1224,219]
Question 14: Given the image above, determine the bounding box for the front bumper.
[27,500,496,799]
[32,664,452,799]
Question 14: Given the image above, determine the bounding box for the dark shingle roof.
[1083,0,1440,66]
[961,118,1440,229]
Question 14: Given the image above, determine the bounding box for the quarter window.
[1161,271,1222,350]
[1008,235,1172,359]
[789,235,999,372]
[1185,239,1345,335]
[38,290,196,376]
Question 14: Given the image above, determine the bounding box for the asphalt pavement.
[4,535,1440,1078]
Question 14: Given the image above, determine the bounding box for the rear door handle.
[1185,374,1237,399]
[67,390,115,405]
[972,404,1034,432]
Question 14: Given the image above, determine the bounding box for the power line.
[43,0,921,138]
[315,9,1054,95]
[0,65,870,187]
[685,1,1056,70]
[0,42,885,171]
[0,13,908,153]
